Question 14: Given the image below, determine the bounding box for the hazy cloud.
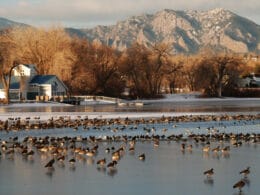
[0,0,260,27]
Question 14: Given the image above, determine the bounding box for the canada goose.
[221,146,230,153]
[138,153,145,161]
[187,145,193,152]
[105,148,110,153]
[240,167,250,178]
[233,180,245,192]
[86,150,95,157]
[107,160,117,169]
[45,159,55,168]
[129,146,135,153]
[153,140,159,147]
[57,155,65,162]
[112,151,120,161]
[27,150,34,156]
[203,145,210,152]
[212,146,220,152]
[97,158,106,167]
[181,143,185,151]
[39,146,48,153]
[203,168,214,178]
[69,158,76,165]
[129,140,135,148]
[21,148,28,156]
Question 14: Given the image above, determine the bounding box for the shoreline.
[1,94,260,107]
[0,94,259,121]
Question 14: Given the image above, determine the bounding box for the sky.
[0,0,260,28]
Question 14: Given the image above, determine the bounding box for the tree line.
[0,26,259,103]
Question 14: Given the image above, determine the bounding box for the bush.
[222,88,260,97]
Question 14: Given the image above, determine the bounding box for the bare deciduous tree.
[121,43,151,98]
[70,38,124,96]
[11,26,75,81]
[0,29,20,103]
[165,56,184,93]
[195,53,243,97]
[122,42,174,98]
[148,43,172,96]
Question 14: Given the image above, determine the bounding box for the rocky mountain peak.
[73,8,259,54]
[77,8,259,54]
[1,8,258,54]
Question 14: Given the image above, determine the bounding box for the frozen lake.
[1,98,260,113]
[0,118,259,195]
[0,96,259,195]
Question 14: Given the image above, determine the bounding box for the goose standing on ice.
[203,168,214,178]
[233,180,245,193]
[44,159,55,168]
[239,167,250,178]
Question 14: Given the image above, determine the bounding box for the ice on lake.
[0,118,259,195]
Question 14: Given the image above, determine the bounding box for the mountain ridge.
[1,8,260,54]
[0,17,29,30]
[67,8,260,54]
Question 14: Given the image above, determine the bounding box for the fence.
[73,95,121,103]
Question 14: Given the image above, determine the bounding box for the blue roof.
[0,75,68,90]
[30,75,56,84]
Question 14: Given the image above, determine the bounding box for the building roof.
[22,64,36,69]
[30,75,57,84]
[30,75,68,90]
[0,75,68,91]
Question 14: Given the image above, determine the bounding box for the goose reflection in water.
[97,167,107,175]
[107,169,118,177]
[45,167,55,178]
[204,178,214,186]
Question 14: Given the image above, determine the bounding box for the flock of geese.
[0,113,259,193]
[0,114,258,132]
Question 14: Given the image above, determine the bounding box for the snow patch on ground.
[81,99,116,105]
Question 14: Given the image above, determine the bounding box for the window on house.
[20,70,25,76]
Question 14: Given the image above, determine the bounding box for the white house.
[238,73,260,88]
[0,64,68,101]
[13,64,38,77]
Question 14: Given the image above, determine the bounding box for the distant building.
[238,73,260,88]
[0,64,68,101]
[243,54,259,62]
